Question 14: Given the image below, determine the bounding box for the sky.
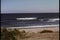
[1,0,59,13]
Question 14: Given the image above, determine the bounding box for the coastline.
[1,25,59,33]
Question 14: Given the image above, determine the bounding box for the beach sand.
[16,27,59,40]
[1,26,59,40]
[15,27,59,33]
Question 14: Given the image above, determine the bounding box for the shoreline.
[1,26,59,33]
[1,24,59,28]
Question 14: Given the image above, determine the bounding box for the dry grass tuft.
[39,30,53,33]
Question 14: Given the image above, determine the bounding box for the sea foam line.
[2,24,59,29]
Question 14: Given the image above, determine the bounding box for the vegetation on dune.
[1,28,17,40]
[1,28,29,40]
[39,30,53,33]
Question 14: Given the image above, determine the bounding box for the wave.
[1,18,59,27]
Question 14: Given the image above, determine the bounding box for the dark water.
[1,13,59,27]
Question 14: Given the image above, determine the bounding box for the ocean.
[1,13,59,27]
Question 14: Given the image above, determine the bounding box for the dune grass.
[1,28,59,40]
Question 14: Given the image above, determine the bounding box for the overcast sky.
[1,0,59,13]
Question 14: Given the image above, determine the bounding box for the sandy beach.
[17,27,59,40]
[1,26,59,40]
[18,27,59,33]
[6,26,59,33]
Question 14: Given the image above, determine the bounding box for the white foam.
[46,18,59,22]
[16,17,37,20]
[5,24,59,29]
